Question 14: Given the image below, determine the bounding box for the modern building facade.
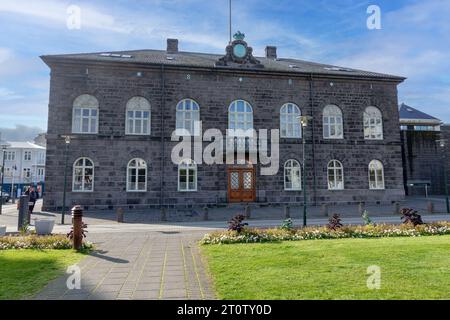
[41,35,406,211]
[0,141,46,196]
[400,103,450,196]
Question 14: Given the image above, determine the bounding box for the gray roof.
[41,49,405,81]
[399,103,441,121]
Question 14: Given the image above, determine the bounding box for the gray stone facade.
[41,39,406,212]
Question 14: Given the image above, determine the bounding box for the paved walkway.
[34,230,215,300]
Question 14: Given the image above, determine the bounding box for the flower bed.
[200,222,450,245]
[0,234,93,250]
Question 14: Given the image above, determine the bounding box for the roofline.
[40,55,406,83]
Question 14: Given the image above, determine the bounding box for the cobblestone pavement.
[33,230,215,300]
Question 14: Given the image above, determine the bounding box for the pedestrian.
[25,186,38,214]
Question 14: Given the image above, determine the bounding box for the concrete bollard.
[427,201,434,214]
[117,207,124,223]
[161,207,167,222]
[17,195,30,230]
[284,205,291,219]
[358,202,365,216]
[245,205,251,219]
[203,207,209,221]
[321,204,329,217]
[394,202,401,215]
[71,206,83,251]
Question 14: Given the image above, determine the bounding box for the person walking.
[25,186,38,214]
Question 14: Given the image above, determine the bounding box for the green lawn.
[202,236,450,300]
[0,250,85,300]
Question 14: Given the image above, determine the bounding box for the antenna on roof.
[229,0,232,44]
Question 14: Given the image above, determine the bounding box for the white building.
[0,141,46,196]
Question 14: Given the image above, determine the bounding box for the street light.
[437,139,450,214]
[0,139,11,215]
[298,116,313,227]
[61,135,74,224]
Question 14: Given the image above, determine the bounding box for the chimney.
[167,39,179,54]
[265,46,277,59]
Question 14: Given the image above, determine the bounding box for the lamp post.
[437,139,450,214]
[61,135,73,225]
[299,116,312,227]
[0,140,11,215]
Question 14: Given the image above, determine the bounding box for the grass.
[202,235,450,300]
[0,250,85,300]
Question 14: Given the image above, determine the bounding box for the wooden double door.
[227,167,256,203]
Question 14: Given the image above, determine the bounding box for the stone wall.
[42,61,405,211]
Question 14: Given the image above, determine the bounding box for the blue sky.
[0,0,449,132]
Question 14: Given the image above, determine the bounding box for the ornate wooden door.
[228,167,256,203]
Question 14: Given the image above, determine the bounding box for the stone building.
[400,103,450,196]
[41,34,406,211]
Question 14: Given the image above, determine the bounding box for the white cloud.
[0,87,23,100]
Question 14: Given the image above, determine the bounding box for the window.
[280,103,301,138]
[72,94,99,134]
[364,107,383,140]
[23,168,31,179]
[24,151,32,161]
[284,160,302,191]
[369,160,385,190]
[176,99,200,136]
[126,97,151,135]
[327,160,344,190]
[229,100,253,131]
[178,159,197,192]
[127,158,147,192]
[73,157,94,192]
[37,168,45,181]
[323,105,343,139]
[5,151,15,161]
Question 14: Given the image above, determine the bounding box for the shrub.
[362,210,373,225]
[401,208,424,226]
[0,234,93,251]
[280,218,294,231]
[328,214,343,231]
[228,214,248,233]
[200,222,450,245]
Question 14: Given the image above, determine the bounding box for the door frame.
[227,166,256,203]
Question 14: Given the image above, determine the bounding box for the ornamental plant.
[328,214,343,231]
[228,214,248,233]
[400,208,424,226]
[0,234,93,250]
[362,210,373,225]
[280,218,294,231]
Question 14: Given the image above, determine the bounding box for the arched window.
[73,157,94,192]
[327,160,344,190]
[280,103,301,138]
[178,159,197,192]
[364,107,383,140]
[228,100,253,131]
[176,99,200,136]
[284,159,302,191]
[323,105,343,139]
[369,160,385,190]
[126,97,151,135]
[72,94,99,134]
[127,158,147,192]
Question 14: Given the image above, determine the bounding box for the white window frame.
[72,94,99,134]
[126,158,147,192]
[5,151,15,161]
[280,103,302,138]
[327,160,345,190]
[24,151,32,161]
[323,105,344,139]
[176,99,200,136]
[364,106,384,140]
[228,100,254,132]
[23,168,31,179]
[72,157,94,193]
[369,160,385,190]
[178,159,197,192]
[284,159,302,191]
[125,97,151,136]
